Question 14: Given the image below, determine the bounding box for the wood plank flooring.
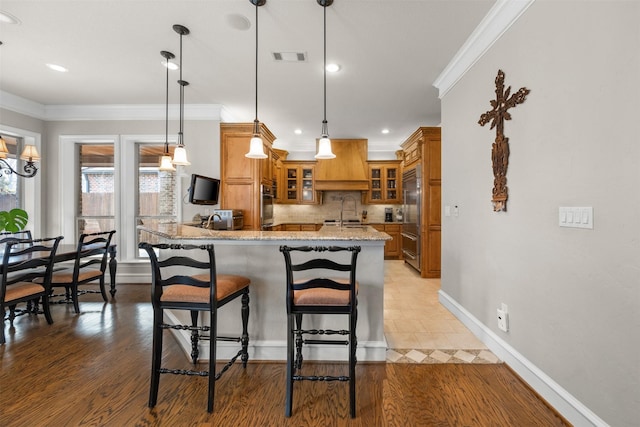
[0,284,570,426]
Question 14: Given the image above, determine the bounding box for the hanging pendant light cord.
[178,32,184,146]
[323,5,327,126]
[253,2,261,136]
[165,55,170,152]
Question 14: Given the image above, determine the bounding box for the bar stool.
[279,245,361,418]
[139,242,250,413]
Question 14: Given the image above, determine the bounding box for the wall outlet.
[497,308,509,332]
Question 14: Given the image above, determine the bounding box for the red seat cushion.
[161,274,250,303]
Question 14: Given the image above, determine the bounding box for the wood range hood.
[314,139,370,191]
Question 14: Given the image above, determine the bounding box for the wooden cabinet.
[314,139,369,191]
[371,223,401,259]
[401,127,441,278]
[272,148,288,203]
[282,223,317,231]
[282,162,317,204]
[220,123,276,230]
[367,161,402,204]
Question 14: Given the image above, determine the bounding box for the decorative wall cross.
[478,69,530,212]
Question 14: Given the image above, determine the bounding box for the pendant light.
[245,0,268,159]
[315,0,336,159]
[172,24,191,166]
[159,50,176,172]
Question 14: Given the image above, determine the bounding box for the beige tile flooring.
[384,260,500,364]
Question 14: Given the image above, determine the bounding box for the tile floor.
[384,260,500,364]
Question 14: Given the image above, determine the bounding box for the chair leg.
[190,311,199,364]
[148,308,164,408]
[349,308,358,418]
[285,313,295,417]
[208,306,217,413]
[0,306,5,344]
[241,290,250,368]
[98,276,108,302]
[294,313,303,370]
[42,295,54,325]
[70,285,80,314]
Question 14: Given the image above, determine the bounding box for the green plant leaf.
[0,208,29,232]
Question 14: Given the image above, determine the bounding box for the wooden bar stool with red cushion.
[139,242,250,413]
[279,245,361,418]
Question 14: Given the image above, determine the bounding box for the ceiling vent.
[272,52,307,62]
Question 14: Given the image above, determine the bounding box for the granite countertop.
[138,223,391,241]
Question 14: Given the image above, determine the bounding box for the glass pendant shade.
[172,144,190,165]
[20,145,40,162]
[315,136,335,159]
[247,135,267,159]
[159,154,176,171]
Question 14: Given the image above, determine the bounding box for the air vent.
[272,52,307,62]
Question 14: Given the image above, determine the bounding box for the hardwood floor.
[0,284,569,426]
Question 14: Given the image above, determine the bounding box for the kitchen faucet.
[340,195,357,227]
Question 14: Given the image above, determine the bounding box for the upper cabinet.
[314,139,369,191]
[282,161,317,204]
[367,160,402,204]
[220,123,276,230]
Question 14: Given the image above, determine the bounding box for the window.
[77,144,115,236]
[0,136,23,211]
[136,143,178,249]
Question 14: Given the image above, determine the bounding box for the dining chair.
[1,236,63,344]
[139,242,251,413]
[279,245,361,418]
[45,230,116,313]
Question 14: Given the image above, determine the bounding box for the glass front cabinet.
[367,161,402,204]
[283,162,317,204]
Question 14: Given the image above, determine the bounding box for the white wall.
[440,2,639,426]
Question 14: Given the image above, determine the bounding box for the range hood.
[314,139,370,191]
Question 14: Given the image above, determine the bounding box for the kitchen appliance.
[385,208,393,222]
[212,209,244,230]
[260,184,274,230]
[402,165,421,272]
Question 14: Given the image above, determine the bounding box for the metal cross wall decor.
[478,69,530,212]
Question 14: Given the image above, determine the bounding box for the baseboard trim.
[438,290,608,427]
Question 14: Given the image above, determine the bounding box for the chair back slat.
[71,230,116,281]
[1,236,63,288]
[139,242,217,307]
[280,245,360,313]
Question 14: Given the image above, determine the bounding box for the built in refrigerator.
[402,165,421,272]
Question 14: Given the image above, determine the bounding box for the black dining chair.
[279,245,361,418]
[43,230,116,313]
[0,236,63,344]
[139,242,251,413]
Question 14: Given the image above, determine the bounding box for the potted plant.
[0,208,29,232]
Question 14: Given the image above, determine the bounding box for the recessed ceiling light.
[381,129,390,134]
[0,11,21,25]
[226,13,251,31]
[294,129,302,135]
[46,63,68,73]
[326,63,341,73]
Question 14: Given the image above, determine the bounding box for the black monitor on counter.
[188,174,220,205]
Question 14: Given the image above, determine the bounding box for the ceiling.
[0,0,494,153]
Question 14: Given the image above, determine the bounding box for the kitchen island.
[138,223,391,362]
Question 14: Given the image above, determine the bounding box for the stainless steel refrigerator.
[402,165,421,272]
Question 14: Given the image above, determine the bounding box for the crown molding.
[0,90,224,121]
[433,0,535,99]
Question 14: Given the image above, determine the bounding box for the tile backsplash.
[274,191,402,224]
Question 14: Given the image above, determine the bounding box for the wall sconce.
[0,135,39,178]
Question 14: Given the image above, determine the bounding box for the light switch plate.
[559,207,593,229]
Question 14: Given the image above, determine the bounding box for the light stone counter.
[138,223,390,362]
